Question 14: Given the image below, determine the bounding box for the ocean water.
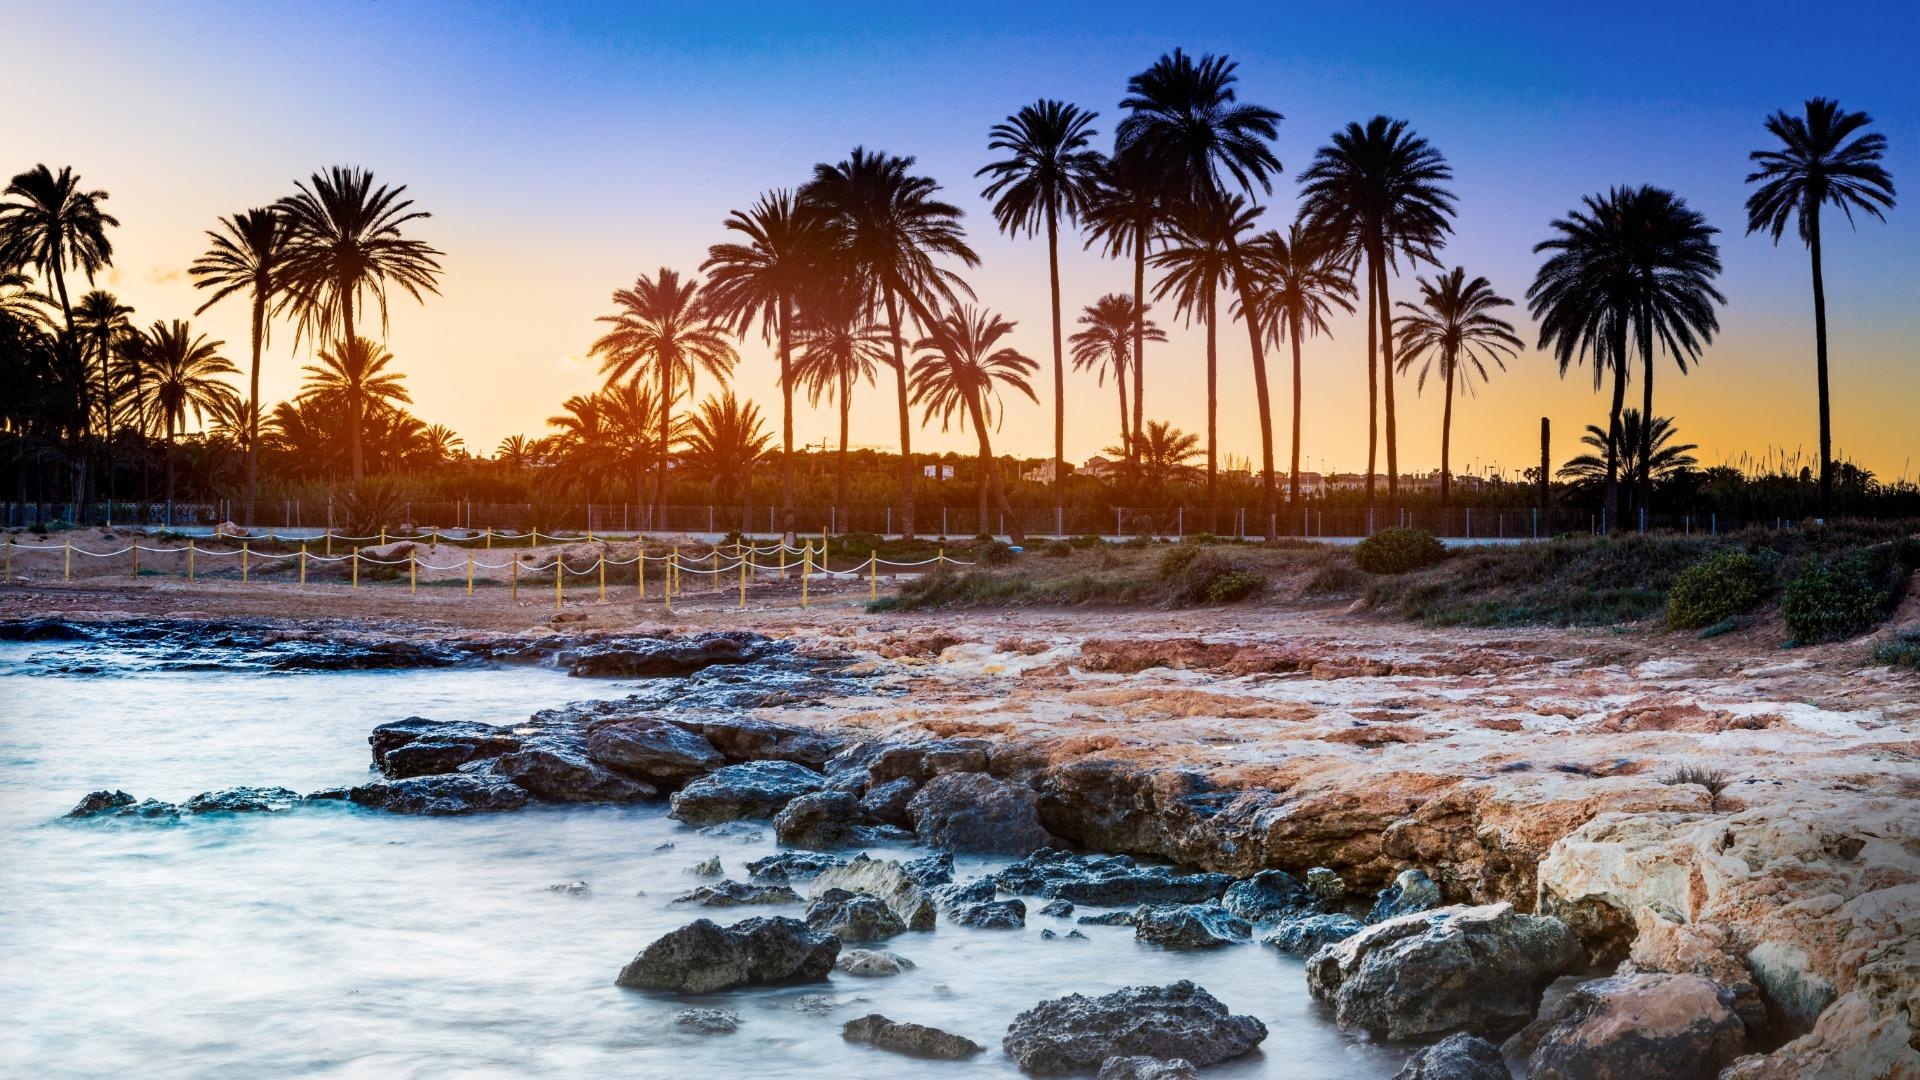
[0,639,1405,1078]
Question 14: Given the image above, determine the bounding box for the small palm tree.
[1245,221,1357,506]
[421,424,463,464]
[191,206,292,522]
[599,379,662,513]
[1106,420,1201,490]
[0,165,118,337]
[1391,267,1522,507]
[977,99,1104,507]
[1081,150,1163,463]
[0,270,52,329]
[130,320,237,524]
[548,393,613,499]
[1557,410,1697,503]
[73,291,134,503]
[682,390,772,530]
[1070,294,1164,461]
[298,336,411,483]
[495,434,544,471]
[793,293,888,523]
[909,307,1038,542]
[1745,98,1896,515]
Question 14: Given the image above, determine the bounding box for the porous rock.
[1392,1033,1510,1080]
[668,760,827,824]
[1133,904,1251,950]
[841,1013,983,1060]
[805,889,908,942]
[615,915,837,992]
[810,855,938,930]
[585,717,723,785]
[907,772,1053,854]
[348,774,529,815]
[1001,980,1267,1074]
[1505,973,1746,1080]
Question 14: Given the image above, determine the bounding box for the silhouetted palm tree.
[1391,267,1522,507]
[600,379,662,513]
[803,148,978,538]
[495,434,545,471]
[793,294,888,524]
[131,320,236,524]
[1081,150,1163,464]
[73,291,134,507]
[298,336,411,485]
[547,393,614,499]
[910,307,1038,541]
[420,424,463,464]
[1070,293,1163,462]
[191,206,292,522]
[1106,420,1201,490]
[0,165,118,339]
[1557,409,1696,502]
[1299,117,1455,511]
[978,100,1104,508]
[703,190,825,540]
[1618,187,1722,512]
[1745,98,1896,515]
[1246,221,1357,507]
[683,390,772,529]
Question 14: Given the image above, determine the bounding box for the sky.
[5,1,1917,482]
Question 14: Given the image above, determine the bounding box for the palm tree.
[1299,117,1455,512]
[1745,98,1896,515]
[802,148,979,538]
[72,290,134,507]
[495,434,544,471]
[1391,267,1522,508]
[682,390,772,530]
[909,307,1038,542]
[1081,149,1163,464]
[1618,188,1722,512]
[298,336,411,483]
[130,320,237,524]
[190,207,292,523]
[702,191,824,540]
[1244,220,1356,508]
[0,270,52,329]
[793,294,888,525]
[548,393,614,499]
[0,165,118,338]
[1115,49,1285,529]
[1106,419,1200,490]
[1557,410,1697,502]
[977,100,1104,508]
[599,379,662,515]
[1070,293,1164,460]
[589,268,739,520]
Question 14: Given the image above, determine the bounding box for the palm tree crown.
[0,164,118,331]
[1116,49,1283,206]
[1393,267,1522,396]
[1244,221,1358,504]
[276,166,442,348]
[190,205,293,519]
[910,306,1038,541]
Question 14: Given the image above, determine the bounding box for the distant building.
[922,463,955,480]
[1022,459,1069,483]
[1080,455,1119,478]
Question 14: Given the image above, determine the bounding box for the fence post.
[1711,513,1717,536]
[510,556,517,600]
[485,526,492,549]
[3,537,9,583]
[130,541,138,579]
[869,550,878,601]
[671,546,680,600]
[665,550,674,613]
[379,528,386,547]
[65,537,72,580]
[467,552,475,595]
[352,549,360,590]
[1177,507,1184,538]
[801,542,811,609]
[1116,508,1121,536]
[943,507,949,535]
[555,554,563,611]
[1056,507,1063,537]
[1531,508,1538,539]
[780,545,787,580]
[241,542,249,583]
[598,554,606,603]
[1639,508,1647,534]
[300,548,308,587]
[409,549,417,594]
[738,551,747,609]
[1465,508,1472,540]
[187,538,194,580]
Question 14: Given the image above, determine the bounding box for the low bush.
[1040,539,1075,558]
[1161,550,1267,606]
[1872,627,1920,671]
[1156,545,1201,579]
[1666,550,1772,630]
[969,538,1016,566]
[1781,556,1895,643]
[1354,527,1445,575]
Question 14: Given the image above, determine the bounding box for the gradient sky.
[6,1,1917,482]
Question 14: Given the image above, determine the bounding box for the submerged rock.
[1369,868,1443,923]
[1392,1033,1510,1080]
[1504,973,1745,1080]
[348,774,528,815]
[841,1013,984,1060]
[615,915,837,992]
[950,899,1027,929]
[996,850,1233,906]
[585,717,723,785]
[907,772,1054,854]
[686,856,724,877]
[900,851,956,887]
[805,889,907,942]
[1219,870,1311,922]
[673,1008,740,1035]
[672,880,802,907]
[668,760,827,824]
[745,851,846,884]
[1096,1057,1199,1080]
[810,855,938,931]
[65,790,177,820]
[1261,913,1365,956]
[1133,904,1250,950]
[835,949,915,977]
[1002,980,1267,1074]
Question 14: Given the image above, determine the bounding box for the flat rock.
[669,760,827,824]
[348,774,529,815]
[668,716,839,768]
[996,850,1233,906]
[1262,913,1365,957]
[1133,904,1251,949]
[585,717,723,785]
[1002,980,1267,1075]
[562,632,761,677]
[490,744,655,803]
[673,880,802,906]
[805,889,908,942]
[1504,973,1745,1080]
[746,851,846,884]
[673,1008,740,1035]
[835,949,916,977]
[1393,1033,1510,1079]
[183,785,303,813]
[615,915,838,992]
[906,772,1053,854]
[842,1013,984,1060]
[1096,1057,1200,1080]
[950,899,1027,929]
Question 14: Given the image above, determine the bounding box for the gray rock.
[1002,981,1267,1074]
[842,1013,984,1060]
[1262,913,1365,956]
[866,738,992,784]
[835,949,916,977]
[673,880,802,906]
[615,915,838,992]
[668,716,839,769]
[490,745,655,803]
[931,876,999,910]
[745,851,846,884]
[906,772,1052,854]
[669,760,827,824]
[1369,868,1443,923]
[697,821,765,843]
[585,717,723,785]
[183,786,302,813]
[859,776,919,827]
[773,790,906,848]
[1133,904,1251,949]
[547,881,590,896]
[65,790,178,819]
[1077,909,1139,927]
[805,889,907,942]
[348,774,529,815]
[810,855,938,930]
[1503,973,1744,1080]
[1219,870,1309,922]
[1304,867,1346,904]
[950,899,1027,929]
[1040,899,1075,918]
[368,717,517,773]
[996,849,1232,906]
[1392,1033,1510,1079]
[673,1008,740,1035]
[1041,928,1091,941]
[792,992,864,1014]
[380,739,487,778]
[563,632,760,677]
[686,856,724,877]
[900,851,955,886]
[1306,903,1586,1041]
[1096,1057,1199,1080]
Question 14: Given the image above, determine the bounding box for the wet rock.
[1304,867,1346,905]
[859,776,919,828]
[542,880,589,897]
[1505,973,1745,1079]
[996,850,1233,906]
[835,949,916,977]
[772,790,907,848]
[1040,899,1075,918]
[686,856,723,877]
[585,717,723,785]
[841,1013,984,1060]
[867,738,992,785]
[668,760,827,824]
[805,889,907,942]
[673,880,802,906]
[792,992,864,1014]
[380,740,484,778]
[900,851,955,887]
[1041,928,1090,941]
[65,790,177,819]
[490,745,655,804]
[673,1008,740,1035]
[1392,1033,1510,1079]
[1077,910,1139,927]
[1261,913,1365,956]
[1369,868,1443,923]
[668,716,839,769]
[562,632,761,677]
[1002,980,1267,1074]
[1219,870,1310,922]
[745,851,846,884]
[1096,1057,1199,1080]
[615,915,838,992]
[950,899,1027,929]
[811,855,938,930]
[931,877,998,910]
[304,787,351,801]
[369,716,517,774]
[1306,903,1586,1041]
[348,774,529,815]
[907,772,1053,854]
[698,822,765,844]
[1133,904,1250,949]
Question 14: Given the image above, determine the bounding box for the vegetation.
[1781,556,1900,643]
[1873,628,1920,672]
[1355,526,1445,574]
[1666,549,1773,630]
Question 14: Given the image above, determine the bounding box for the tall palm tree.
[0,165,118,338]
[682,390,772,529]
[1070,293,1164,460]
[589,268,739,518]
[190,206,292,523]
[1745,98,1896,515]
[977,100,1104,507]
[702,190,824,540]
[1618,187,1722,512]
[130,320,237,524]
[298,336,411,484]
[1391,267,1522,508]
[1115,48,1285,530]
[909,307,1038,542]
[1557,409,1697,501]
[73,290,134,507]
[1245,221,1358,506]
[793,294,888,524]
[802,148,978,538]
[1299,117,1455,512]
[1081,149,1163,464]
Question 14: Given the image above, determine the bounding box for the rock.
[860,776,919,827]
[1077,910,1139,927]
[841,1013,984,1060]
[745,851,846,884]
[931,877,998,910]
[867,738,993,785]
[950,899,1027,929]
[686,856,723,877]
[673,1008,740,1035]
[773,790,905,848]
[1040,899,1075,918]
[1369,868,1444,922]
[698,822,765,843]
[1261,913,1365,956]
[562,632,760,677]
[1096,1057,1199,1080]
[547,881,590,896]
[805,889,908,942]
[183,785,302,813]
[1504,973,1745,1079]
[368,717,518,774]
[614,915,838,992]
[1133,904,1251,949]
[1220,870,1309,922]
[673,880,802,906]
[792,992,862,1014]
[66,790,134,817]
[490,745,655,803]
[1304,867,1346,905]
[906,772,1053,854]
[348,774,529,815]
[1620,905,1768,1032]
[900,851,955,886]
[1392,1033,1510,1079]
[585,718,723,785]
[835,949,915,977]
[1306,903,1586,1041]
[1002,981,1267,1074]
[996,850,1233,906]
[380,740,485,778]
[669,760,827,824]
[810,855,938,931]
[668,716,839,768]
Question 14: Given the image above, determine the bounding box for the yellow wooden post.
[738,549,746,609]
[511,556,518,600]
[130,541,138,579]
[65,537,72,580]
[801,542,811,609]
[671,546,679,600]
[598,553,606,603]
[241,542,249,583]
[187,538,194,580]
[554,555,564,610]
[379,527,386,547]
[466,552,474,595]
[938,546,945,565]
[664,550,673,613]
[779,545,787,580]
[430,526,438,546]
[485,526,492,549]
[351,549,359,589]
[299,548,307,586]
[870,550,878,600]
[408,549,417,594]
[638,544,646,600]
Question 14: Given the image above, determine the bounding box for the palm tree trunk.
[1289,309,1304,508]
[1440,356,1455,509]
[97,333,116,514]
[966,393,1023,544]
[342,294,361,492]
[884,289,915,539]
[1046,204,1065,512]
[1364,259,1378,511]
[1130,230,1146,468]
[1116,366,1131,454]
[1639,320,1655,519]
[1809,208,1832,516]
[1225,243,1277,539]
[1603,329,1628,531]
[245,292,263,525]
[655,366,672,522]
[778,293,796,543]
[164,417,176,529]
[835,371,851,526]
[1205,297,1218,533]
[1376,255,1400,511]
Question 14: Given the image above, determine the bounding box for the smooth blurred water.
[0,640,1405,1078]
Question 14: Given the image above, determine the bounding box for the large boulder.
[182,786,302,813]
[810,855,938,931]
[1133,904,1250,950]
[773,790,906,848]
[866,738,993,785]
[585,717,723,785]
[490,745,655,803]
[615,915,837,992]
[805,889,907,942]
[668,716,839,768]
[1393,1033,1511,1080]
[348,774,529,815]
[1306,903,1586,1041]
[841,1014,984,1060]
[859,776,919,828]
[562,632,760,677]
[1002,981,1267,1075]
[668,760,827,824]
[907,772,1053,854]
[996,850,1232,906]
[1261,913,1365,957]
[1504,973,1745,1080]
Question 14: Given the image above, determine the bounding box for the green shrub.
[1355,527,1445,575]
[1163,550,1267,605]
[1666,550,1772,629]
[1067,533,1105,549]
[1203,569,1266,604]
[1872,628,1920,671]
[1156,545,1201,579]
[970,538,1016,566]
[1782,557,1894,643]
[1041,539,1074,558]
